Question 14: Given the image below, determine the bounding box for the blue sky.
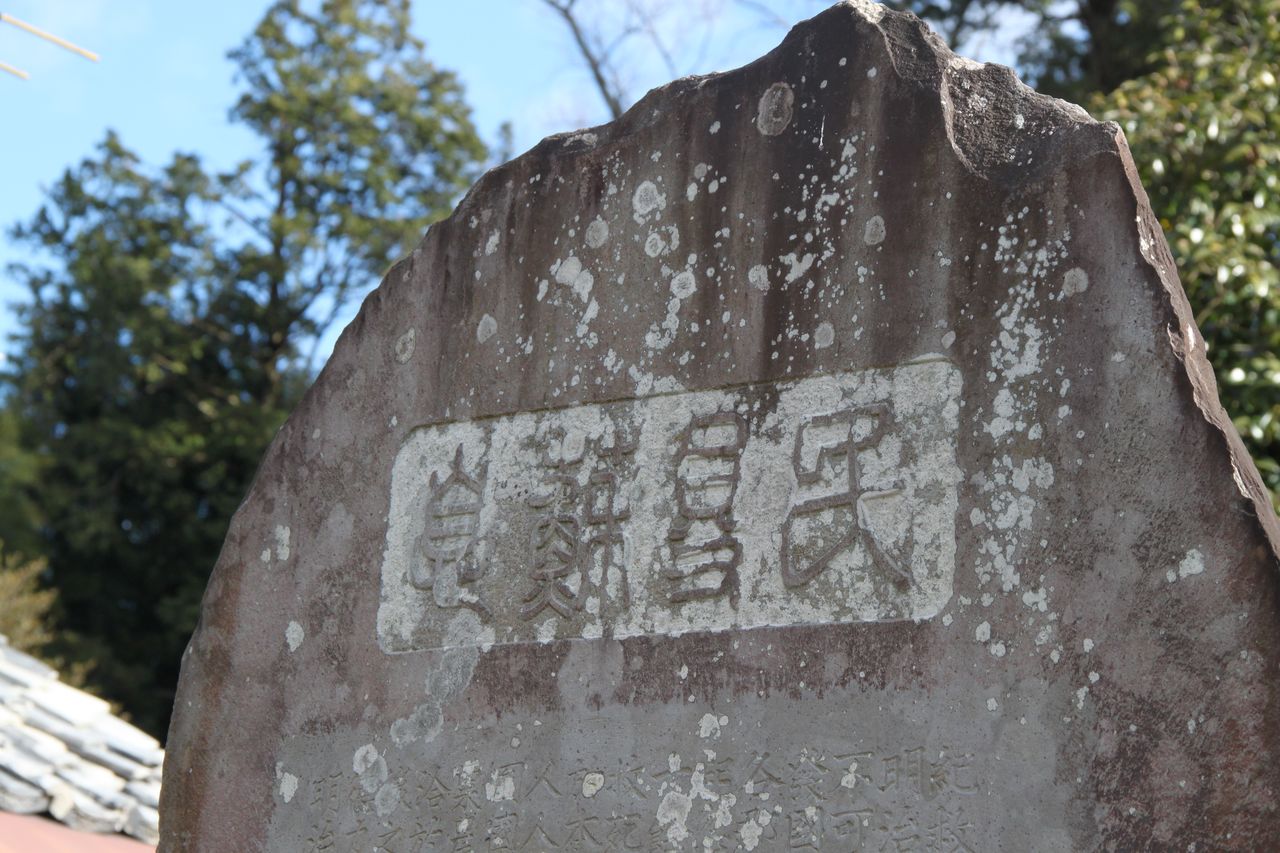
[0,1,1026,364]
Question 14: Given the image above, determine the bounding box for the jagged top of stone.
[385,0,1279,554]
[501,0,1104,191]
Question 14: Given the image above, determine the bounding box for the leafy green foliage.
[0,403,43,560]
[1095,0,1280,508]
[887,1,1179,101]
[0,542,56,655]
[225,0,487,384]
[4,0,487,737]
[7,136,293,733]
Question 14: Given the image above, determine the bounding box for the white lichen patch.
[278,771,298,803]
[584,217,609,249]
[656,789,693,844]
[645,225,680,258]
[285,620,304,652]
[353,744,380,775]
[670,270,697,299]
[581,772,605,798]
[748,264,770,291]
[374,782,400,817]
[740,810,770,850]
[485,768,515,802]
[698,713,727,738]
[476,313,497,344]
[863,215,886,246]
[393,327,416,364]
[1167,548,1205,583]
[959,210,1076,667]
[781,251,815,284]
[552,256,594,302]
[1062,267,1089,297]
[756,82,795,136]
[814,321,835,349]
[632,180,666,223]
[274,525,291,562]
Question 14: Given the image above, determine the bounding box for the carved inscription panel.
[292,731,982,852]
[378,359,961,652]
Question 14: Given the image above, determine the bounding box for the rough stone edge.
[1117,125,1280,556]
[365,0,1278,557]
[266,0,1280,594]
[856,0,1280,557]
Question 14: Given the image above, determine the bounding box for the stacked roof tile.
[0,635,161,844]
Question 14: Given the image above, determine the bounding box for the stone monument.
[160,2,1280,849]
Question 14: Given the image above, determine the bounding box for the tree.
[0,401,43,560]
[0,543,56,655]
[891,0,1171,101]
[5,0,488,737]
[225,0,488,381]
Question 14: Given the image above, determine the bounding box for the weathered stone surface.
[160,2,1280,849]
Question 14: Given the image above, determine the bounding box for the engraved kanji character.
[930,801,978,853]
[446,784,484,816]
[446,818,477,853]
[833,750,875,797]
[665,411,747,607]
[742,751,787,797]
[780,405,911,588]
[523,763,563,800]
[413,444,491,618]
[375,823,410,853]
[791,751,831,799]
[881,746,924,795]
[886,812,924,852]
[485,810,520,849]
[406,818,443,853]
[701,753,736,789]
[518,823,563,850]
[621,764,658,800]
[585,433,637,608]
[522,429,585,621]
[304,771,346,851]
[416,772,453,811]
[564,814,606,850]
[928,750,979,796]
[787,806,825,850]
[830,807,876,849]
[605,812,648,850]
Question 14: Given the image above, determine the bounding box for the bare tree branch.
[539,0,627,119]
[624,0,679,80]
[730,0,792,29]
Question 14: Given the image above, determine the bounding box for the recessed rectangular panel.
[378,358,961,652]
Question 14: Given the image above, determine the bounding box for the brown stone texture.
[160,2,1280,850]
